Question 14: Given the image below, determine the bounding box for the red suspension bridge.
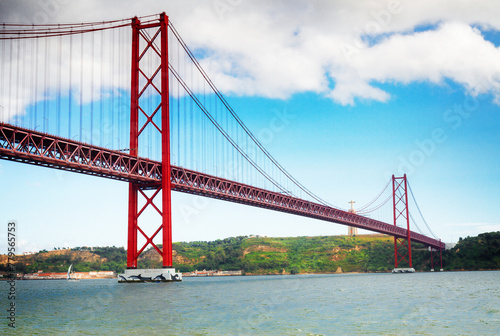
[0,13,444,281]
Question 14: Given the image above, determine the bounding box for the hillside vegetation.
[0,247,126,274]
[443,232,500,270]
[170,235,402,274]
[1,232,499,275]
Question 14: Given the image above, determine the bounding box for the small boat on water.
[67,264,79,281]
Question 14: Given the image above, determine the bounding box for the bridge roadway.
[0,123,445,250]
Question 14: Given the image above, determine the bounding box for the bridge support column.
[121,13,179,281]
[392,174,414,272]
[430,239,443,272]
[440,239,443,271]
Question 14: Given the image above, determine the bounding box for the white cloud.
[17,239,41,254]
[168,1,500,105]
[1,0,500,108]
[443,222,500,240]
[479,224,500,232]
[335,22,500,104]
[327,74,391,105]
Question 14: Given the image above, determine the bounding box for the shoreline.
[1,268,499,281]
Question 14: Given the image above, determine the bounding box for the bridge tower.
[392,174,414,273]
[430,239,444,272]
[119,13,181,282]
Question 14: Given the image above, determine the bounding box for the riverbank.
[1,232,498,276]
[17,271,116,280]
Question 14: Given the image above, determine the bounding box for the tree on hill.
[444,232,500,270]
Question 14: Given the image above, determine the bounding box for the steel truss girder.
[0,124,445,251]
[0,123,445,249]
[0,122,161,184]
[170,167,445,250]
[0,123,445,253]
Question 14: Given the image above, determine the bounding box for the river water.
[1,271,498,335]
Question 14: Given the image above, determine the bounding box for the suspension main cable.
[407,180,439,239]
[409,210,424,235]
[358,177,392,211]
[392,186,425,235]
[169,63,290,195]
[168,21,337,208]
[0,17,135,40]
[357,193,392,215]
[0,23,131,40]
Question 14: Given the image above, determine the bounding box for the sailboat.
[67,264,79,281]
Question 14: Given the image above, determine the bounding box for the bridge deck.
[0,123,445,250]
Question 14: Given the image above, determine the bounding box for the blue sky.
[1,1,500,253]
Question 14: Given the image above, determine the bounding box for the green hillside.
[443,232,500,270]
[169,234,428,274]
[2,232,499,275]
